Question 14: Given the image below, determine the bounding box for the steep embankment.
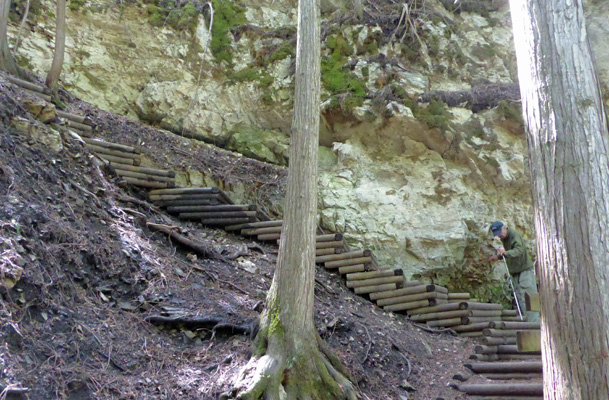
[0,75,482,399]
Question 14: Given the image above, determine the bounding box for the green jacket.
[501,227,534,274]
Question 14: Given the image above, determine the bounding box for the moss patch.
[145,1,200,33]
[321,34,367,111]
[210,0,246,66]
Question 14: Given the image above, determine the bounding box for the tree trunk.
[45,0,66,89]
[231,0,356,399]
[0,0,20,75]
[509,0,609,398]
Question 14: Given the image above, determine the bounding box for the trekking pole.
[502,256,524,321]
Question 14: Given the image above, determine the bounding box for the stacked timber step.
[452,320,543,399]
[150,187,260,228]
[84,138,176,189]
[7,75,96,135]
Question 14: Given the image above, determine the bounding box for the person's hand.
[497,247,506,256]
[489,255,499,262]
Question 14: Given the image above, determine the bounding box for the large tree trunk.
[45,0,66,89]
[0,0,20,75]
[231,0,356,399]
[509,0,609,398]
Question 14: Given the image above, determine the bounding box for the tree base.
[227,335,357,400]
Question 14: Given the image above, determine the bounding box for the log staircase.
[8,74,544,400]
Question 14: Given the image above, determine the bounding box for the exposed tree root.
[229,334,357,400]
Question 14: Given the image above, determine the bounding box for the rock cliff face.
[10,0,609,297]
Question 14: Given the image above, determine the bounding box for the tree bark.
[232,0,356,399]
[45,0,66,89]
[0,0,20,75]
[509,0,609,398]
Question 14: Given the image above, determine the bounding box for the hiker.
[488,221,540,322]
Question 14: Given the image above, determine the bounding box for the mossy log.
[346,268,401,281]
[382,299,437,312]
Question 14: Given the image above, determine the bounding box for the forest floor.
[0,75,481,399]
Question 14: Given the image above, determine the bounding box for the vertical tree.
[509,0,609,398]
[231,0,356,399]
[0,0,20,75]
[46,0,66,90]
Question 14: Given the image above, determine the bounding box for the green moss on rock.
[210,0,246,66]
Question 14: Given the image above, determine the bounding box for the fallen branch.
[360,324,372,364]
[147,222,224,260]
[144,315,257,338]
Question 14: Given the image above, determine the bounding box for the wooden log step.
[483,328,527,337]
[464,361,543,374]
[114,169,175,183]
[261,233,344,242]
[338,264,367,274]
[224,220,283,231]
[370,284,447,301]
[497,354,542,361]
[502,309,519,316]
[463,317,505,325]
[86,143,140,159]
[426,317,464,327]
[317,249,371,264]
[96,152,141,166]
[376,291,447,307]
[150,187,220,196]
[475,344,539,356]
[167,204,254,214]
[316,240,347,250]
[468,353,498,360]
[83,137,136,153]
[448,293,470,300]
[383,299,438,312]
[497,345,540,355]
[354,282,400,295]
[23,87,52,101]
[481,372,543,380]
[242,226,282,236]
[406,302,462,315]
[316,233,344,242]
[346,268,401,281]
[120,178,172,189]
[155,199,219,207]
[499,321,541,330]
[67,119,93,132]
[199,218,257,226]
[56,110,89,124]
[346,275,403,289]
[108,162,175,177]
[410,309,470,322]
[316,248,336,256]
[150,193,222,201]
[8,75,45,92]
[502,316,523,322]
[459,302,503,311]
[325,256,372,269]
[179,211,257,219]
[403,280,424,287]
[451,322,493,333]
[453,383,542,396]
[482,336,517,346]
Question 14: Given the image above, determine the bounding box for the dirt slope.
[0,76,474,400]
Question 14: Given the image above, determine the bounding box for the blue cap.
[490,221,504,236]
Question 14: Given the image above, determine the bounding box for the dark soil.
[0,74,478,400]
